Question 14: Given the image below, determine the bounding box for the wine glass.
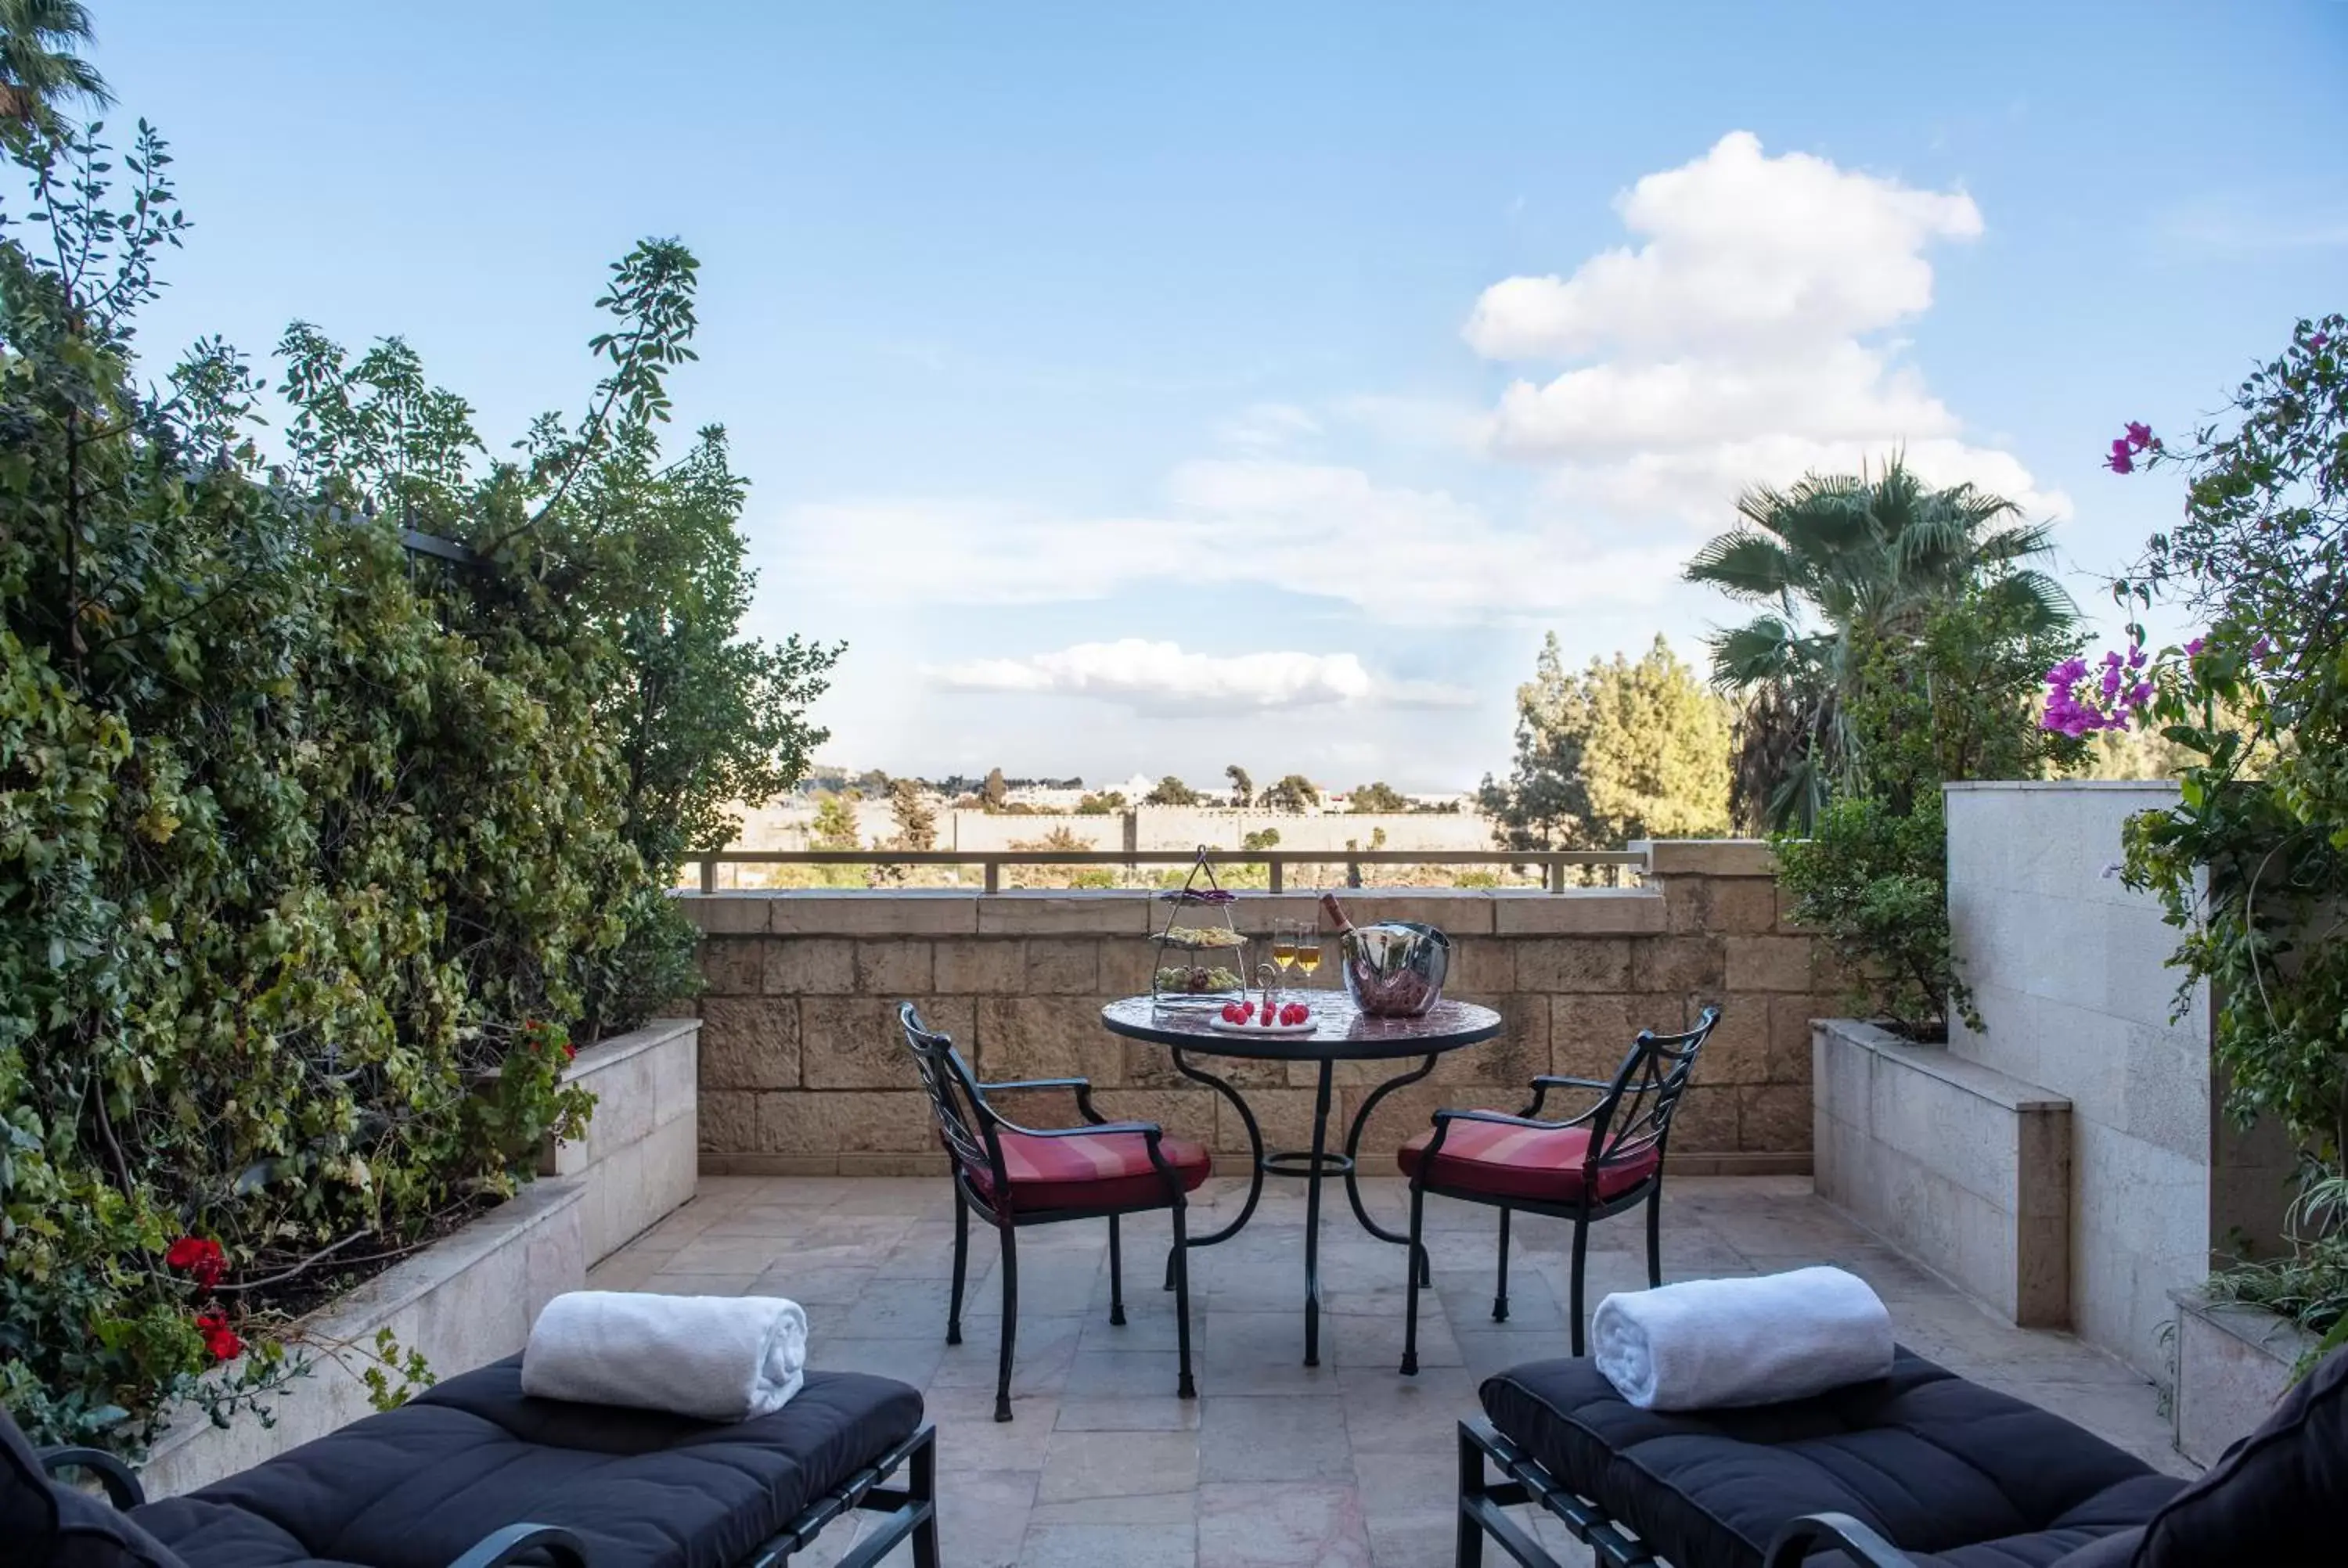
[1269,919,1298,980]
[1289,921,1323,984]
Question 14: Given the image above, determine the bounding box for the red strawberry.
[1282,1002,1309,1025]
[1221,1003,1245,1023]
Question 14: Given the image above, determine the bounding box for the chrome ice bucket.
[1339,920,1451,1017]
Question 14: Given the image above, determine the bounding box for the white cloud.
[1465,131,1982,359]
[1216,401,1322,450]
[1466,131,2065,522]
[772,459,1685,626]
[929,638,1473,714]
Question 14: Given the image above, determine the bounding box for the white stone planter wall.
[1813,1017,2073,1325]
[544,1018,699,1264]
[1943,782,2297,1381]
[2171,1290,2319,1467]
[138,1178,585,1498]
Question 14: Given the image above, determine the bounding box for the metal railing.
[682,847,1646,895]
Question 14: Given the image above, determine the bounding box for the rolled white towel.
[1590,1266,1893,1412]
[520,1291,807,1422]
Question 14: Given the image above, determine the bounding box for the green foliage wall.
[0,107,830,1448]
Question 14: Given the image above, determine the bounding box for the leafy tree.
[1225,764,1253,807]
[982,766,1007,808]
[2112,316,2348,1207]
[1075,789,1126,815]
[1260,774,1320,812]
[1685,456,2074,831]
[1478,635,1732,850]
[1349,781,1408,812]
[808,791,861,851]
[1143,775,1204,806]
[0,0,108,131]
[885,777,937,851]
[1772,595,2083,1038]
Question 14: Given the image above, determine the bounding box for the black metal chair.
[1396,1006,1718,1374]
[899,1002,1210,1422]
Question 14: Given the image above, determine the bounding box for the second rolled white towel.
[1591,1266,1893,1412]
[521,1291,807,1422]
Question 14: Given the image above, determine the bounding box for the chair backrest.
[1585,1006,1720,1170]
[898,1002,1002,1189]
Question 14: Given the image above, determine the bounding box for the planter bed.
[2170,1288,2322,1468]
[136,1178,585,1498]
[543,1016,700,1263]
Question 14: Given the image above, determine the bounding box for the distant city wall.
[728,802,1501,854]
[677,840,1829,1178]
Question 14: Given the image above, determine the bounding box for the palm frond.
[1683,529,1800,604]
[1976,567,2080,630]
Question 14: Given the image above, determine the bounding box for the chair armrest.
[1434,1106,1578,1134]
[38,1446,144,1509]
[976,1077,1107,1124]
[985,1116,1161,1142]
[1763,1512,1914,1568]
[1520,1074,1613,1120]
[446,1522,590,1568]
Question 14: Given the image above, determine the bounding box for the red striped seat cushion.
[966,1127,1212,1212]
[1396,1119,1658,1204]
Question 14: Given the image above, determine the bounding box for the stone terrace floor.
[591,1176,2189,1567]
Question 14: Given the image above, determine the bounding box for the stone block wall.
[1813,1018,2073,1326]
[1943,782,2296,1381]
[679,840,1833,1176]
[542,1019,699,1264]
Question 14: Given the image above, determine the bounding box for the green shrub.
[1774,793,1969,1041]
[0,102,826,1449]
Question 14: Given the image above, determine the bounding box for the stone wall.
[1942,782,2296,1380]
[1813,1018,2073,1326]
[679,840,1831,1176]
[542,1019,699,1264]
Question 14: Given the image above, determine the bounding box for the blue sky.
[92,2,2348,790]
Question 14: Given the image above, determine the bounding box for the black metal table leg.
[1345,1052,1438,1286]
[1302,1057,1335,1366]
[1161,1047,1267,1289]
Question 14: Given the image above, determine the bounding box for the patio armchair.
[899,1001,1212,1422]
[10,1354,936,1568]
[1397,1008,1719,1375]
[1457,1340,2348,1566]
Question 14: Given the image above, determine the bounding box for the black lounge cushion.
[128,1354,922,1568]
[1,1406,188,1568]
[1481,1347,2184,1568]
[2128,1342,2347,1567]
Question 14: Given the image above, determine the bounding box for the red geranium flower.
[167,1236,227,1291]
[193,1308,243,1361]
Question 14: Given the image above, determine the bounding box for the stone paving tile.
[604,1174,2188,1566]
[1198,1481,1373,1567]
[1197,1394,1353,1482]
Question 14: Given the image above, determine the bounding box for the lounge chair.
[10,1354,937,1568]
[1457,1342,2346,1566]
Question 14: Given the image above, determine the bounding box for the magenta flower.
[2185,637,2206,657]
[2105,439,2134,475]
[2124,422,2153,451]
[2313,333,2331,351]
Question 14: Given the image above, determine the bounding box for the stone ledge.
[1489,891,1666,934]
[1817,1018,2070,1112]
[1637,838,1775,877]
[2171,1289,2318,1468]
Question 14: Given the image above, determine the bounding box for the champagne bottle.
[1318,892,1356,934]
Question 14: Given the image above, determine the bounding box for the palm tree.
[0,0,110,130]
[1685,456,2073,832]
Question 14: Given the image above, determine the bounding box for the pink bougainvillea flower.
[2185,637,2206,656]
[2105,439,2134,475]
[2124,422,2153,451]
[2313,333,2330,351]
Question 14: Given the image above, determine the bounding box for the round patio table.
[1100,992,1501,1367]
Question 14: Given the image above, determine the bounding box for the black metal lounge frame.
[1454,1416,1908,1568]
[900,1001,1197,1422]
[1399,1008,1719,1376]
[39,1423,941,1568]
